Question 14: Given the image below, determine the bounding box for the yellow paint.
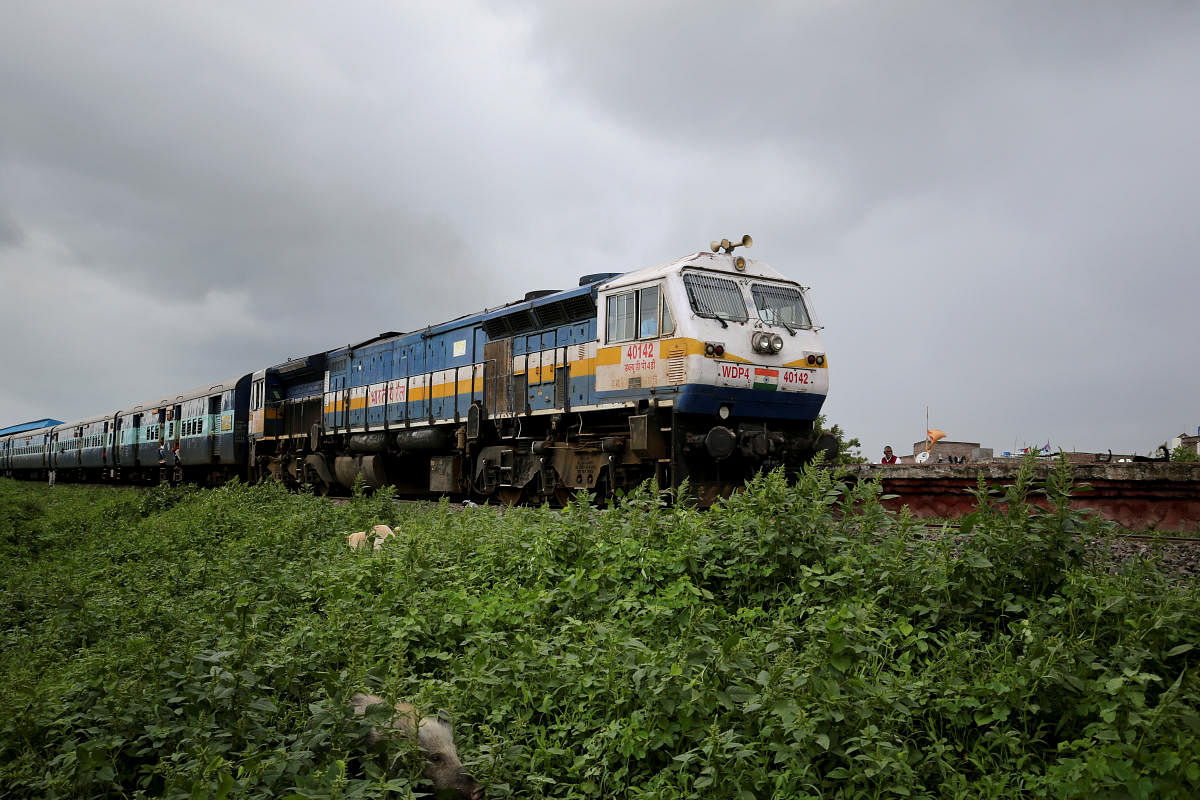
[529,364,557,384]
[315,338,830,422]
[596,346,621,366]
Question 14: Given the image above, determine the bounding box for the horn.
[712,235,754,254]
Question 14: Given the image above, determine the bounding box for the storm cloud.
[2,1,1198,457]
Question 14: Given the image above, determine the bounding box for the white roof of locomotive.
[598,250,799,292]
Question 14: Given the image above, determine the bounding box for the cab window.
[637,286,659,338]
[607,283,670,343]
[751,283,811,329]
[606,292,636,342]
[683,273,748,323]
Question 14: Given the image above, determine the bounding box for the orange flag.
[925,429,946,451]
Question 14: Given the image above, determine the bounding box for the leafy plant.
[1170,443,1200,463]
[1,466,1197,799]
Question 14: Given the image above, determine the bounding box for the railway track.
[1118,533,1200,545]
[913,522,1198,543]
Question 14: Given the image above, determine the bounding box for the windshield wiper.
[690,291,728,328]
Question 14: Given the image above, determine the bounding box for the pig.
[346,531,369,550]
[350,692,482,799]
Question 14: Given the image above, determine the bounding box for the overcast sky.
[2,1,1198,458]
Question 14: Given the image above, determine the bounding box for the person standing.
[881,446,899,464]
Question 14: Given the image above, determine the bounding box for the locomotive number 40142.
[625,342,656,360]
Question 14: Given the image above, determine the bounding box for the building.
[1169,431,1200,458]
[909,440,992,463]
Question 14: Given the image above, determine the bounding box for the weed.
[0,464,1197,798]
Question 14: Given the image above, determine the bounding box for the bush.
[0,466,1197,798]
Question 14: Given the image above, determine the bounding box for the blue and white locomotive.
[1,237,833,502]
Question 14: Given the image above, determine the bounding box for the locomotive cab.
[595,238,832,501]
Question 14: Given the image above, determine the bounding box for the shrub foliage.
[1,457,1198,798]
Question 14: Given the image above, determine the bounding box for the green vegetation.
[2,458,1198,799]
[1171,443,1200,463]
[815,414,865,464]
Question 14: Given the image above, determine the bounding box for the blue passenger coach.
[0,419,61,480]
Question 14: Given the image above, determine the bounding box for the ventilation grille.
[554,366,569,409]
[482,310,536,339]
[482,295,596,340]
[534,303,568,328]
[667,357,687,385]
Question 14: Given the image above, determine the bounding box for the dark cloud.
[0,210,22,248]
[1,1,1198,455]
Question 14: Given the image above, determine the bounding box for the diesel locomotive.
[0,237,834,504]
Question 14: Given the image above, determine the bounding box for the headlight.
[770,334,784,353]
[752,332,772,353]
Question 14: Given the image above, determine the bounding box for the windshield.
[751,283,811,329]
[683,273,749,323]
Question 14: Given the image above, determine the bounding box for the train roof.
[598,251,799,292]
[118,375,251,416]
[53,412,115,431]
[325,273,619,359]
[0,419,62,436]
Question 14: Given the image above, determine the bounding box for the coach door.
[250,377,265,438]
[205,395,221,462]
[166,405,181,456]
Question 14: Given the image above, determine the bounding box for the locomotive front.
[595,236,834,501]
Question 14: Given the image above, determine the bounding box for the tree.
[814,414,865,464]
[1170,443,1200,463]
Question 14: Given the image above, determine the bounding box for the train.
[0,237,834,504]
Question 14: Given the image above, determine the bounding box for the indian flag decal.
[753,367,779,391]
